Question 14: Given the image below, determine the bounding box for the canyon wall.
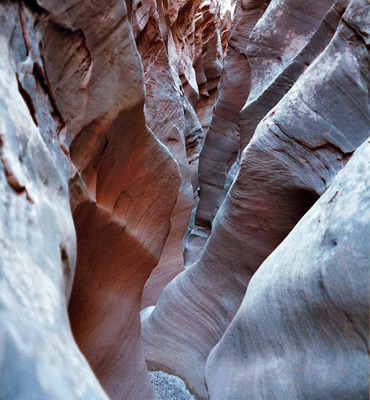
[0,0,368,400]
[142,1,370,399]
[1,1,180,398]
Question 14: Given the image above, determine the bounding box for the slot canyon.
[0,0,369,399]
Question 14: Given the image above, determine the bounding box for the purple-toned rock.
[207,138,370,399]
[0,3,108,399]
[195,0,267,229]
[142,1,370,399]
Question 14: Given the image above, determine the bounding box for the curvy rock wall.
[206,138,370,400]
[0,3,108,399]
[133,0,222,309]
[142,0,369,398]
[134,0,195,309]
[195,0,267,230]
[1,0,369,399]
[1,0,180,399]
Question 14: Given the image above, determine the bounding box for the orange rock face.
[35,1,181,398]
[132,0,233,308]
[1,1,180,399]
[1,1,369,400]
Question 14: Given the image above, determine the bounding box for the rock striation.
[1,0,180,399]
[135,0,234,308]
[206,138,370,400]
[142,0,370,398]
[0,3,108,399]
[0,0,369,399]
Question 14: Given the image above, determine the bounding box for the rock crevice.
[0,1,369,400]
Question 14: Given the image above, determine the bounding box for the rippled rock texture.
[142,0,370,398]
[0,4,108,398]
[206,138,370,400]
[0,0,369,399]
[134,0,232,309]
[1,0,180,399]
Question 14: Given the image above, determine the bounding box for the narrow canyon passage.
[0,1,369,400]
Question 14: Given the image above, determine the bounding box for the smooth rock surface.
[134,0,197,310]
[1,1,180,399]
[195,0,268,229]
[133,0,234,309]
[0,3,108,399]
[1,1,369,400]
[206,139,370,399]
[142,1,370,399]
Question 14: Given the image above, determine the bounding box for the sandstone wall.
[0,0,368,399]
[142,0,370,398]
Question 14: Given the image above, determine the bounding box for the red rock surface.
[133,0,195,310]
[1,1,180,399]
[142,0,370,398]
[35,1,180,398]
[0,0,369,399]
[135,0,233,308]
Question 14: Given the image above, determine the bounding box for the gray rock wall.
[0,0,368,399]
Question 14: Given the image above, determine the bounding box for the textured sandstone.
[1,1,180,399]
[0,0,369,399]
[0,3,108,399]
[133,0,196,309]
[195,0,267,229]
[184,0,268,267]
[40,1,180,398]
[206,138,370,399]
[142,1,370,398]
[136,0,232,308]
